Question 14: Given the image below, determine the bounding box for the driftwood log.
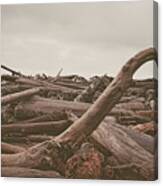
[91,118,156,179]
[17,113,66,124]
[66,113,154,155]
[14,96,151,121]
[1,142,25,154]
[2,120,71,136]
[1,84,36,96]
[1,87,42,105]
[1,167,62,178]
[1,48,157,180]
[2,74,81,94]
[2,135,53,144]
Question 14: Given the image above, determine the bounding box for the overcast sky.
[1,0,156,79]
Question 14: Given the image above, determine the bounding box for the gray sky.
[1,0,155,79]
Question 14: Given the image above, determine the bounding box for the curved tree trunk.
[55,48,157,146]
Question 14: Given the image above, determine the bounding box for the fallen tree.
[1,48,157,180]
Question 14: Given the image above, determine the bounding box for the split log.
[1,167,62,178]
[1,48,157,180]
[1,142,25,154]
[1,87,42,105]
[2,120,71,136]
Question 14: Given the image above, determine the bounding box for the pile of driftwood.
[1,48,158,180]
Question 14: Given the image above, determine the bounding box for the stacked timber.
[1,48,158,180]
